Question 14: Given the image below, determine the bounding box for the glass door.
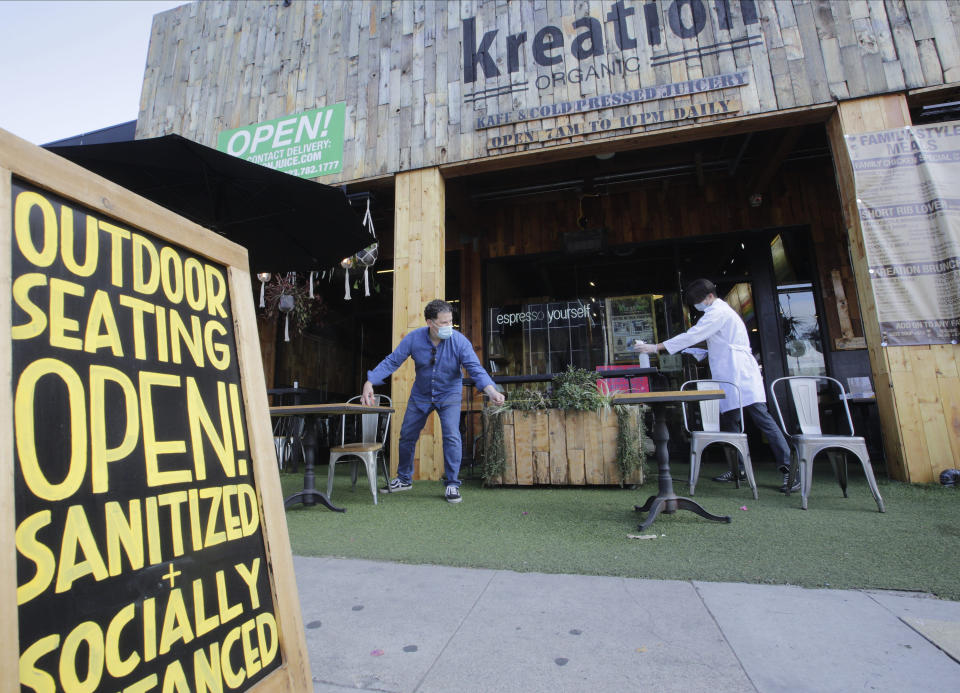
[678,235,768,384]
[770,233,827,377]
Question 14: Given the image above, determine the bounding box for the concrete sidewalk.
[293,556,960,693]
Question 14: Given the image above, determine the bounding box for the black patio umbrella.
[46,134,370,272]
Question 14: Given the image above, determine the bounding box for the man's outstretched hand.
[484,384,505,406]
[361,381,376,406]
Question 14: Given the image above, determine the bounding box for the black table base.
[282,418,345,513]
[634,402,730,530]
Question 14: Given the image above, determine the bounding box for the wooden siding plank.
[601,407,620,484]
[511,410,533,485]
[501,418,515,486]
[584,409,604,484]
[795,2,831,102]
[887,0,925,88]
[548,409,569,484]
[533,451,550,485]
[565,410,586,485]
[515,411,540,485]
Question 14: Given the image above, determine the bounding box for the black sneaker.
[779,472,801,493]
[712,470,747,482]
[444,485,462,503]
[383,478,412,492]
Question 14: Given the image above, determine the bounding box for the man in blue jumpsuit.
[362,299,505,503]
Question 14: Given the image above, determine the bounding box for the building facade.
[136,0,960,483]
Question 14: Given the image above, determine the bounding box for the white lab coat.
[662,298,766,413]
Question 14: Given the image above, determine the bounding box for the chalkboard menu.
[2,131,310,692]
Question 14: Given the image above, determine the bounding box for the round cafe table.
[613,390,732,530]
[270,402,394,512]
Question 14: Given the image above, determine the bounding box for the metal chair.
[681,379,758,499]
[769,376,884,512]
[326,395,392,504]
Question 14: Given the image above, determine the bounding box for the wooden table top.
[612,390,725,405]
[270,403,394,416]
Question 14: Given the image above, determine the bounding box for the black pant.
[719,402,791,471]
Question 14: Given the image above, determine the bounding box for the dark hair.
[424,299,454,320]
[683,278,717,306]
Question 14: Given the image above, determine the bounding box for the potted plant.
[482,366,651,487]
[259,272,327,340]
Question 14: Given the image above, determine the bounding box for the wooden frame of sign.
[0,129,311,692]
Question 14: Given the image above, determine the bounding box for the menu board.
[845,121,960,345]
[2,132,310,693]
[605,295,656,364]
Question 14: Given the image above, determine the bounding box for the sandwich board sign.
[0,129,311,692]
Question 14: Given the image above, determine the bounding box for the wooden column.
[827,94,960,482]
[257,312,278,391]
[390,168,446,480]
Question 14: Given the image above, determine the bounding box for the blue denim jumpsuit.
[367,327,494,486]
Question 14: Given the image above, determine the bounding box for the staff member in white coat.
[635,278,796,492]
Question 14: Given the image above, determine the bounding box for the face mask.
[437,325,453,339]
[694,302,707,312]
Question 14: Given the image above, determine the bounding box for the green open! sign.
[217,104,345,179]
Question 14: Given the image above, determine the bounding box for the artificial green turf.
[278,462,960,599]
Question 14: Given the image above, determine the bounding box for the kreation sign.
[477,71,748,130]
[487,99,740,149]
[462,0,761,98]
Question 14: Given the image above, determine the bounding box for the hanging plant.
[260,272,325,338]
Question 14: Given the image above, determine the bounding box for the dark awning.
[46,134,369,272]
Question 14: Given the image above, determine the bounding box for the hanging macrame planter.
[356,243,378,296]
[340,256,354,300]
[278,293,295,342]
[357,197,379,297]
[256,272,271,308]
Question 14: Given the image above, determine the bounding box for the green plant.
[504,387,551,411]
[550,365,609,411]
[614,404,651,485]
[481,409,506,483]
[261,272,327,335]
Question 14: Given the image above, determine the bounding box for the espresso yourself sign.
[1,130,311,693]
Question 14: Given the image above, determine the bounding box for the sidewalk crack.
[410,569,499,692]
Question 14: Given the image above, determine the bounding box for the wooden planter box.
[486,408,643,486]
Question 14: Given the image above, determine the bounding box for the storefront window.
[488,301,605,375]
[484,229,827,387]
[771,234,826,376]
[487,288,687,384]
[779,287,826,376]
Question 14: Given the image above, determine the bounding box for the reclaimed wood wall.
[827,94,960,483]
[137,1,960,182]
